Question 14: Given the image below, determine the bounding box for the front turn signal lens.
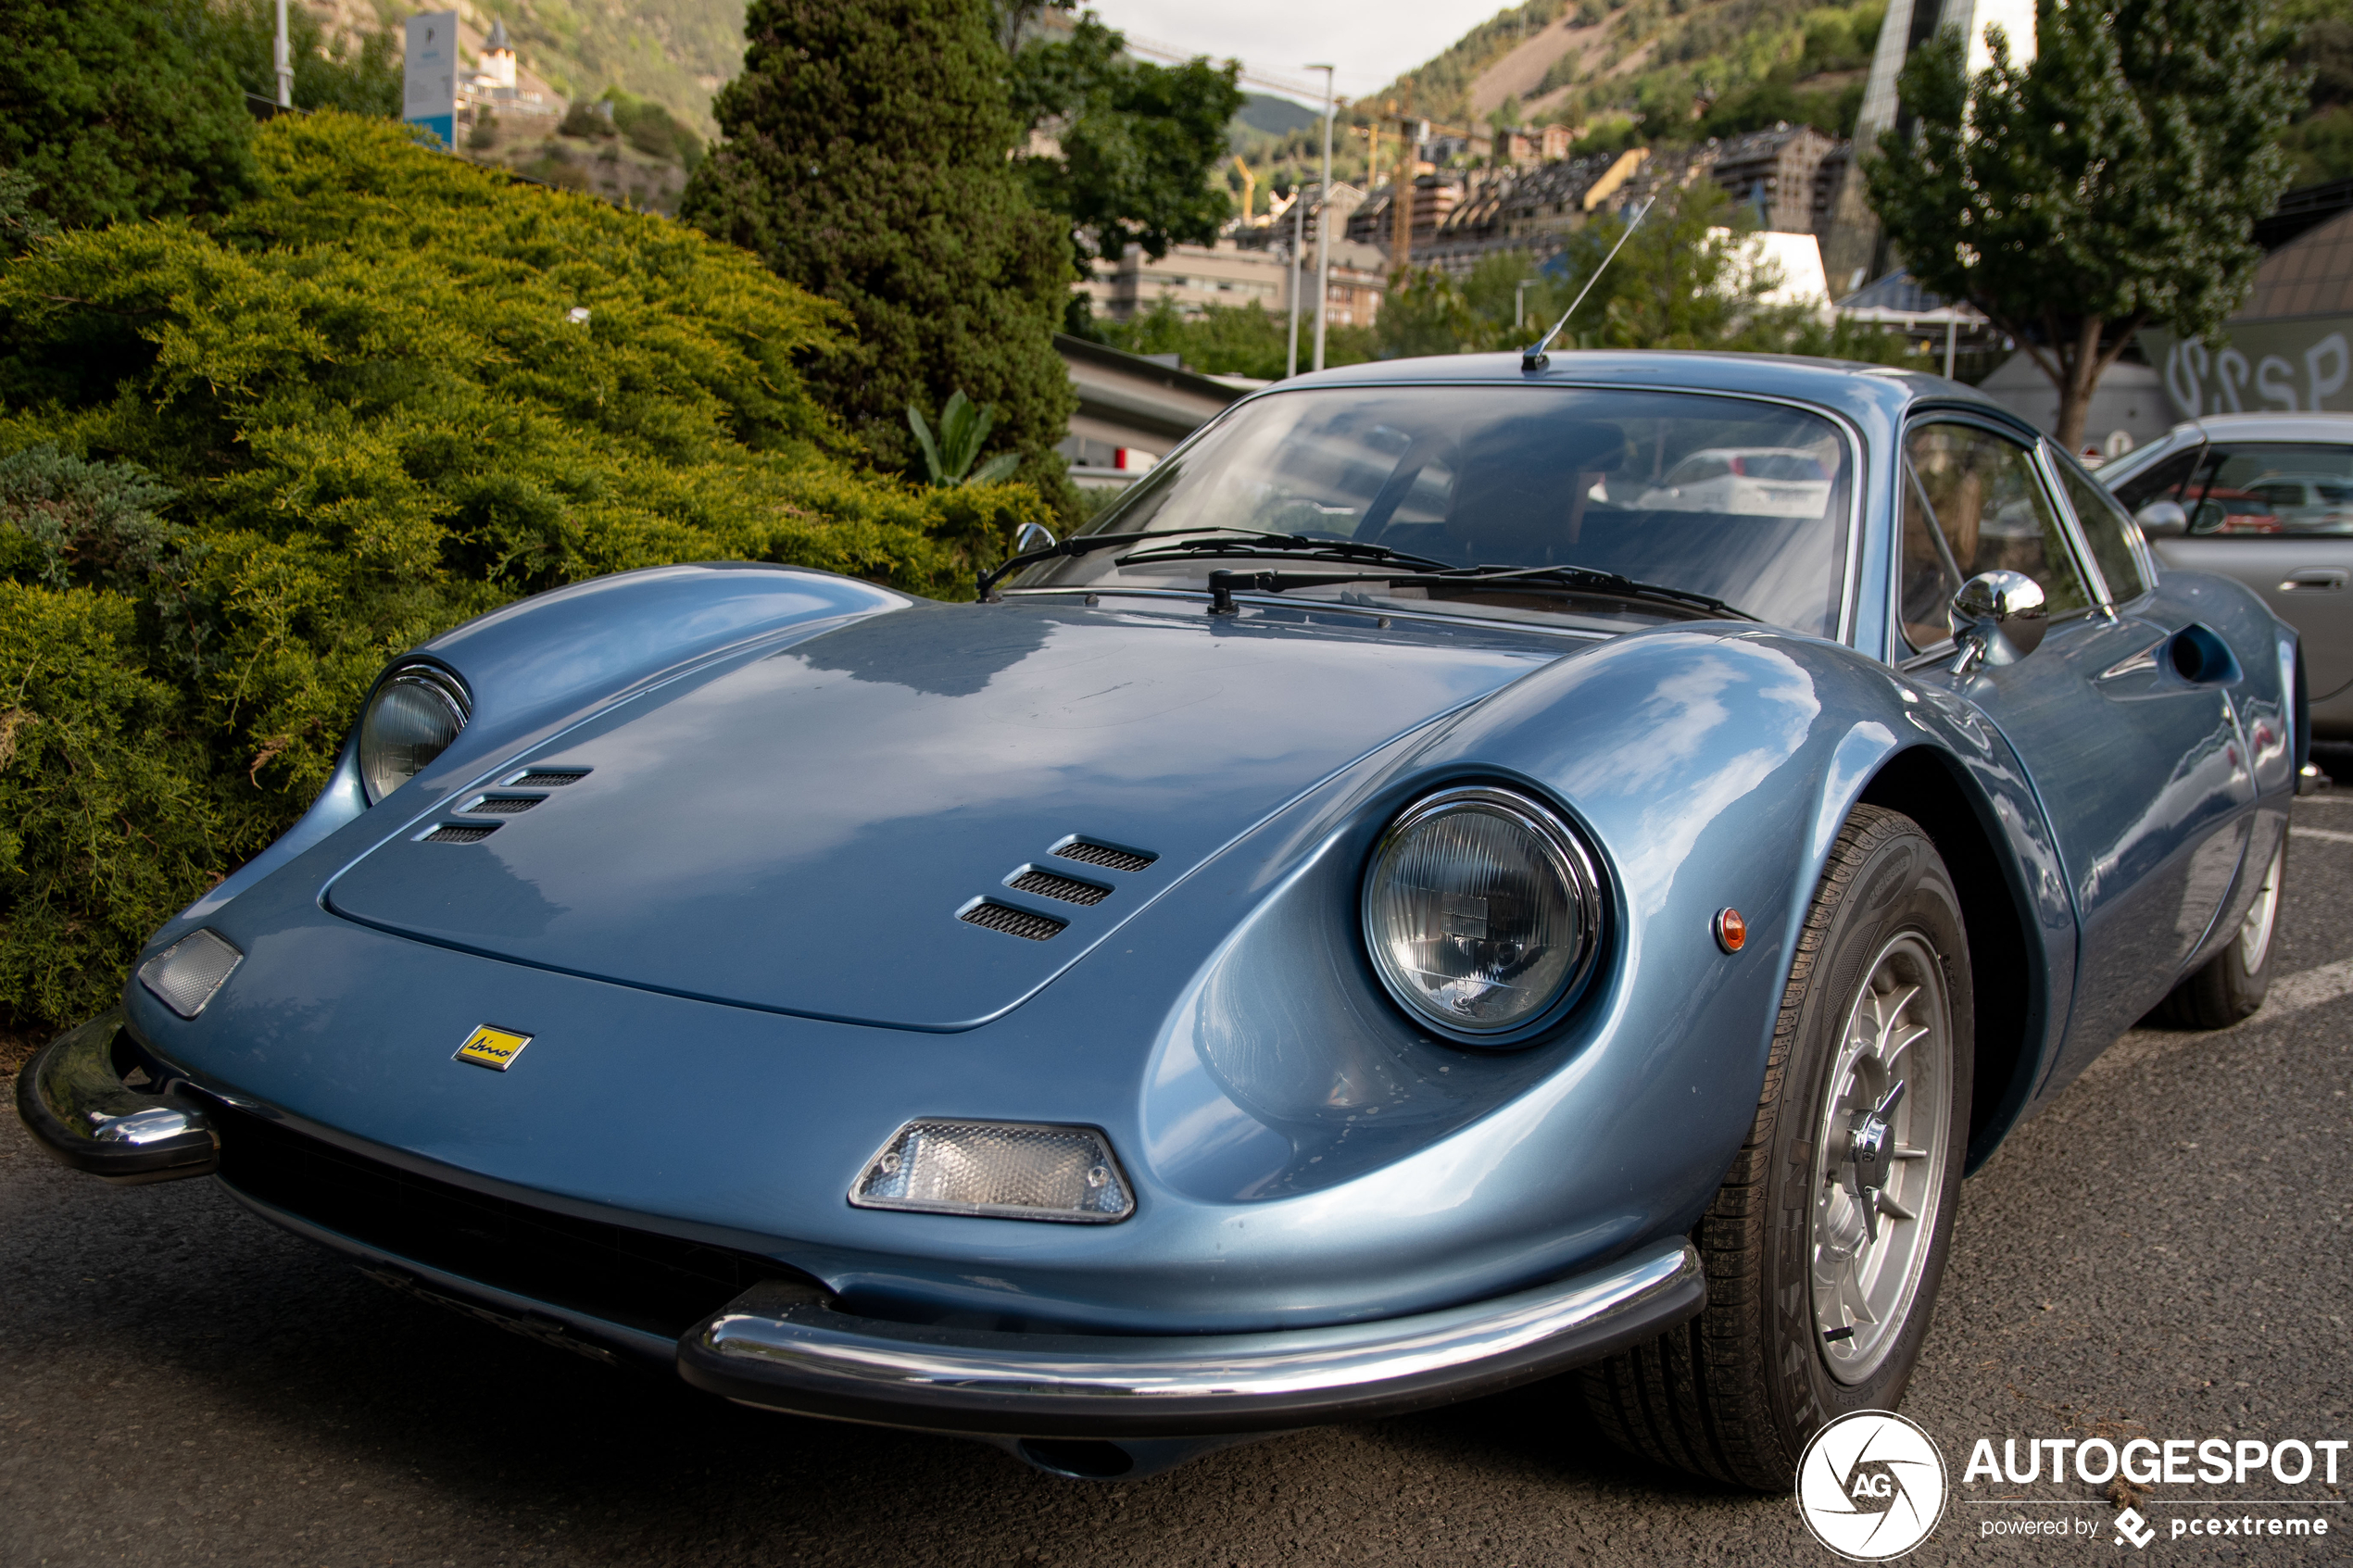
[850,1120,1133,1223]
[137,929,245,1019]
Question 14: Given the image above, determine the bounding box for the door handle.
[2279,568,2348,591]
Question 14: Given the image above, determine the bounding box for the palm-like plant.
[907,391,1022,487]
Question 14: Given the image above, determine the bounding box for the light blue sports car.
[19,351,2301,1486]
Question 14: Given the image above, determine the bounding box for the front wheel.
[1580,805,1973,1489]
[2153,834,2284,1031]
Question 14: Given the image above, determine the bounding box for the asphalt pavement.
[5,792,2350,1568]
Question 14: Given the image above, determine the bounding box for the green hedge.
[0,113,1050,1031]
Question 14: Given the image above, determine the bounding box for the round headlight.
[1363,785,1603,1041]
[359,664,470,804]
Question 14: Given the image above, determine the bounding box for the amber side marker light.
[1715,908,1746,953]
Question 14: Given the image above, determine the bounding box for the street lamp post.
[1309,63,1335,372]
[274,0,294,108]
[1285,182,1304,378]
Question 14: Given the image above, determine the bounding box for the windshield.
[1018,385,1855,636]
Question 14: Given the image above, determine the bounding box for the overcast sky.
[1082,0,1478,105]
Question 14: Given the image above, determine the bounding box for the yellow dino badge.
[453,1024,533,1072]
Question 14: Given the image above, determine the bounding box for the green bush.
[0,112,1049,1034]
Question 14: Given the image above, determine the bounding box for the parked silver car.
[2102,413,2353,740]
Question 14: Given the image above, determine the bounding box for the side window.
[1900,460,1964,651]
[2172,443,2353,537]
[1905,423,2092,619]
[2110,446,2203,518]
[2050,451,2152,602]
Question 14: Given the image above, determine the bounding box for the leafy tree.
[680,0,1075,494]
[1868,0,2305,450]
[0,0,257,228]
[1376,186,1925,364]
[0,169,58,257]
[1010,12,1246,282]
[0,113,1049,1032]
[1086,295,1378,379]
[202,0,403,117]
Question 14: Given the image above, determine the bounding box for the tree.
[0,113,1049,1031]
[202,0,403,117]
[1867,0,2305,451]
[1009,12,1245,287]
[1377,184,1923,364]
[679,0,1075,492]
[1087,295,1378,378]
[0,0,257,229]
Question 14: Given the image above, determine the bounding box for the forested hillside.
[1359,0,2353,187]
[301,0,742,136]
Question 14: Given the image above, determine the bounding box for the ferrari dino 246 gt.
[21,351,2301,1486]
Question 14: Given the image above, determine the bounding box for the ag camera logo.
[1796,1411,1949,1561]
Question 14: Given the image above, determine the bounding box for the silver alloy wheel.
[2237,839,2284,975]
[1809,931,1952,1385]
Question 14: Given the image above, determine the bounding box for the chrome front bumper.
[14,1011,220,1185]
[20,1011,1704,1445]
[678,1239,1704,1438]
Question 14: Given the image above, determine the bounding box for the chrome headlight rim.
[1360,783,1607,1047]
[358,660,472,806]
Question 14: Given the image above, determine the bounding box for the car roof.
[2149,412,2353,443]
[1261,349,2024,433]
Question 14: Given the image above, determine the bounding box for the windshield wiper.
[975,527,1302,600]
[1195,563,1759,621]
[1116,535,1454,573]
[1428,564,1759,621]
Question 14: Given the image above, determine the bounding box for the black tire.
[1579,805,1974,1490]
[2152,834,2284,1031]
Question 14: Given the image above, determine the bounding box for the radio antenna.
[1521,196,1655,371]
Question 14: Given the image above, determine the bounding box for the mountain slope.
[1359,0,1883,138]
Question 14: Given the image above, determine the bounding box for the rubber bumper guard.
[14,1010,220,1185]
[679,1237,1704,1438]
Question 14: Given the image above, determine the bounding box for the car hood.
[324,599,1564,1030]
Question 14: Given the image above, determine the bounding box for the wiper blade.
[975,527,1302,600]
[1427,564,1760,621]
[1195,563,1760,621]
[1117,535,1454,572]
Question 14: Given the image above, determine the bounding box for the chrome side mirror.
[1013,521,1058,556]
[1950,571,2047,674]
[2134,499,2189,537]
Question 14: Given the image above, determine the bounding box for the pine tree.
[1868,0,2304,451]
[0,0,258,229]
[680,0,1075,488]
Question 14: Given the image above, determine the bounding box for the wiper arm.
[975,527,1303,600]
[1117,535,1454,572]
[1195,564,1759,621]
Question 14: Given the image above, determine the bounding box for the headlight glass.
[358,664,470,803]
[1363,786,1603,1039]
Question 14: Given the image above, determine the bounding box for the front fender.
[1135,624,2073,1255]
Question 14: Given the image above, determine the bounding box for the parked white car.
[1636,447,1832,517]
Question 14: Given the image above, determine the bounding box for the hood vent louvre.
[509,770,588,788]
[1006,869,1110,906]
[423,823,499,845]
[1052,840,1155,873]
[960,901,1067,941]
[462,796,542,816]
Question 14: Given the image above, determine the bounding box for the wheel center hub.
[1842,1080,1906,1243]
